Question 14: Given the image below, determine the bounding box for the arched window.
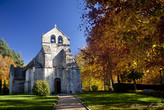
[58,36,63,44]
[51,35,56,43]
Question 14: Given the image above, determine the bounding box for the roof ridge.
[55,25,70,41]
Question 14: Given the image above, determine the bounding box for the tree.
[80,0,164,86]
[0,54,16,85]
[0,38,24,67]
[12,50,24,67]
[75,49,104,91]
[0,38,24,88]
[0,38,12,58]
[126,69,144,90]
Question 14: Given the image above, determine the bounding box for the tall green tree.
[12,50,24,67]
[0,38,24,67]
[0,38,12,58]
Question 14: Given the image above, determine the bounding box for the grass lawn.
[0,95,58,110]
[76,92,164,110]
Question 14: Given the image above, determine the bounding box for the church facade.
[9,25,82,94]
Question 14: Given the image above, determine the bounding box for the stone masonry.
[9,25,82,94]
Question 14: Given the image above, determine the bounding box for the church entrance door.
[55,78,61,94]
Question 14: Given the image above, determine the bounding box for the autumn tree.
[75,49,104,91]
[0,54,16,84]
[0,38,24,89]
[80,0,164,87]
[0,54,4,80]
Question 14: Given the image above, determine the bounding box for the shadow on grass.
[0,106,52,110]
[76,92,164,110]
[0,95,58,110]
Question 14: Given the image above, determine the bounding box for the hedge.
[114,83,164,92]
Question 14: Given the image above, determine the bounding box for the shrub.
[32,80,50,96]
[108,88,112,91]
[91,85,98,91]
[113,83,130,92]
[3,80,9,95]
[114,83,164,92]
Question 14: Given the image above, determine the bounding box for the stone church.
[9,25,82,94]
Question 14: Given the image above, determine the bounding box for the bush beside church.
[32,80,50,96]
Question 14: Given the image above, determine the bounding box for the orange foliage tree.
[80,0,164,86]
[75,49,104,91]
[0,54,15,85]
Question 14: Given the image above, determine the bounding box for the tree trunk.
[133,79,137,90]
[111,78,114,90]
[107,81,110,90]
[159,70,163,85]
[88,79,91,91]
[110,76,114,91]
[117,74,120,83]
[104,77,107,91]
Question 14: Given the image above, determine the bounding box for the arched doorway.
[55,78,61,94]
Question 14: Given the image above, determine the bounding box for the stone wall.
[9,66,25,94]
[10,25,82,94]
[42,26,70,45]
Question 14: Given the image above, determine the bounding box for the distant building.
[9,25,82,94]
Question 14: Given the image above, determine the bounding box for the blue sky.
[0,0,86,64]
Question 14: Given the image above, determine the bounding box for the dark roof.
[14,67,25,80]
[23,49,43,71]
[23,60,34,71]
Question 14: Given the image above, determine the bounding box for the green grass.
[0,95,58,110]
[76,92,164,110]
